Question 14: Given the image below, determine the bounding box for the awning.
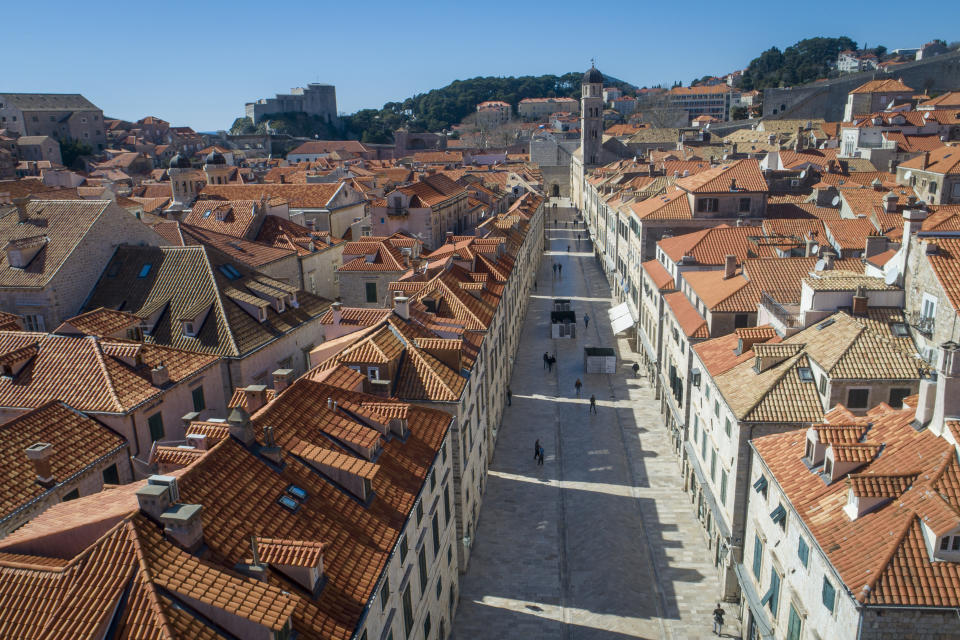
[734,564,775,640]
[608,302,634,334]
[603,255,616,274]
[638,325,658,364]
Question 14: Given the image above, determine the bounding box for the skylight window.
[891,323,909,337]
[817,318,835,330]
[798,367,814,382]
[203,208,213,218]
[278,495,300,512]
[217,264,241,280]
[137,264,152,278]
[287,485,307,501]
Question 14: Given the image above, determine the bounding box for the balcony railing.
[760,291,801,328]
[909,311,936,337]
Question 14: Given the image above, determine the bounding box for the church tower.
[581,64,604,166]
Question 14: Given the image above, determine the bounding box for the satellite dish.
[831,195,841,207]
[815,258,826,271]
[885,264,900,286]
[904,171,913,180]
[799,169,807,179]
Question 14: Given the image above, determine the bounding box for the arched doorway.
[551,184,560,197]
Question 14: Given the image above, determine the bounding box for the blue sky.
[5,1,951,131]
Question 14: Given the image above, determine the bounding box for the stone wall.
[763,51,960,121]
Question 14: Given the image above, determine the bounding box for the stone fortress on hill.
[244,82,338,125]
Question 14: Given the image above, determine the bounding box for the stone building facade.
[244,83,338,125]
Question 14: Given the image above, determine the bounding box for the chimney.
[150,362,169,387]
[729,178,737,191]
[331,301,342,326]
[822,249,836,270]
[401,247,412,267]
[914,376,937,427]
[851,286,868,317]
[884,192,898,213]
[160,503,204,552]
[242,384,268,413]
[136,474,179,520]
[260,425,284,465]
[768,133,776,145]
[804,233,817,257]
[446,231,454,243]
[25,442,54,487]
[723,254,737,279]
[902,207,928,241]
[305,218,316,231]
[227,406,255,445]
[922,151,930,170]
[930,341,960,436]
[185,433,208,450]
[181,411,200,431]
[13,197,29,222]
[272,368,293,393]
[393,293,410,320]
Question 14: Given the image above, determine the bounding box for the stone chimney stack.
[160,504,204,552]
[150,362,170,387]
[821,248,836,270]
[25,442,54,487]
[13,197,29,223]
[272,368,293,394]
[331,301,342,326]
[393,293,410,320]
[228,406,255,445]
[723,254,737,280]
[929,341,960,437]
[242,385,268,414]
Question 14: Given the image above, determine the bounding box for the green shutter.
[192,386,205,412]
[148,413,164,441]
[822,577,836,613]
[798,537,809,568]
[753,535,763,578]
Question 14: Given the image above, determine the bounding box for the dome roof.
[204,150,226,166]
[169,152,191,169]
[583,66,604,85]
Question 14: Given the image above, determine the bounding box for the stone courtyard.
[452,204,741,639]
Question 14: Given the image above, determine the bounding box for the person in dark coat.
[506,387,512,406]
[589,394,598,414]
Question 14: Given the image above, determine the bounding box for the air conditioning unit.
[148,475,180,503]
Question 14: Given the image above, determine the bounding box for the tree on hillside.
[738,36,857,91]
[60,138,93,169]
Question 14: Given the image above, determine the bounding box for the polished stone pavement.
[451,209,741,639]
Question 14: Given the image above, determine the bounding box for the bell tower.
[581,62,604,167]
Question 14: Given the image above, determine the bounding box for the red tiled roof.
[675,159,768,193]
[642,260,675,291]
[664,291,708,339]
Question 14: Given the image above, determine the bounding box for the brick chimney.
[922,151,930,170]
[723,254,737,279]
[851,286,868,317]
[242,385,267,413]
[25,442,54,487]
[185,433,208,450]
[272,368,293,393]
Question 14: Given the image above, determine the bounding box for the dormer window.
[940,535,960,553]
[182,321,195,336]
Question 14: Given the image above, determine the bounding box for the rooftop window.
[817,318,835,330]
[137,264,152,278]
[798,367,814,382]
[218,264,241,280]
[278,495,300,512]
[891,323,909,337]
[287,485,307,501]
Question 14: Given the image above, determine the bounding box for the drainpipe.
[129,414,142,457]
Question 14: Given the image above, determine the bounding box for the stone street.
[452,205,741,639]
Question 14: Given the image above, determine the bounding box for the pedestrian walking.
[547,356,555,372]
[567,244,570,252]
[558,263,563,277]
[506,387,512,406]
[537,445,545,465]
[552,263,557,278]
[632,362,640,377]
[534,279,537,291]
[584,313,590,329]
[589,394,597,414]
[574,378,582,397]
[712,604,725,636]
[534,438,540,461]
[543,352,549,369]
